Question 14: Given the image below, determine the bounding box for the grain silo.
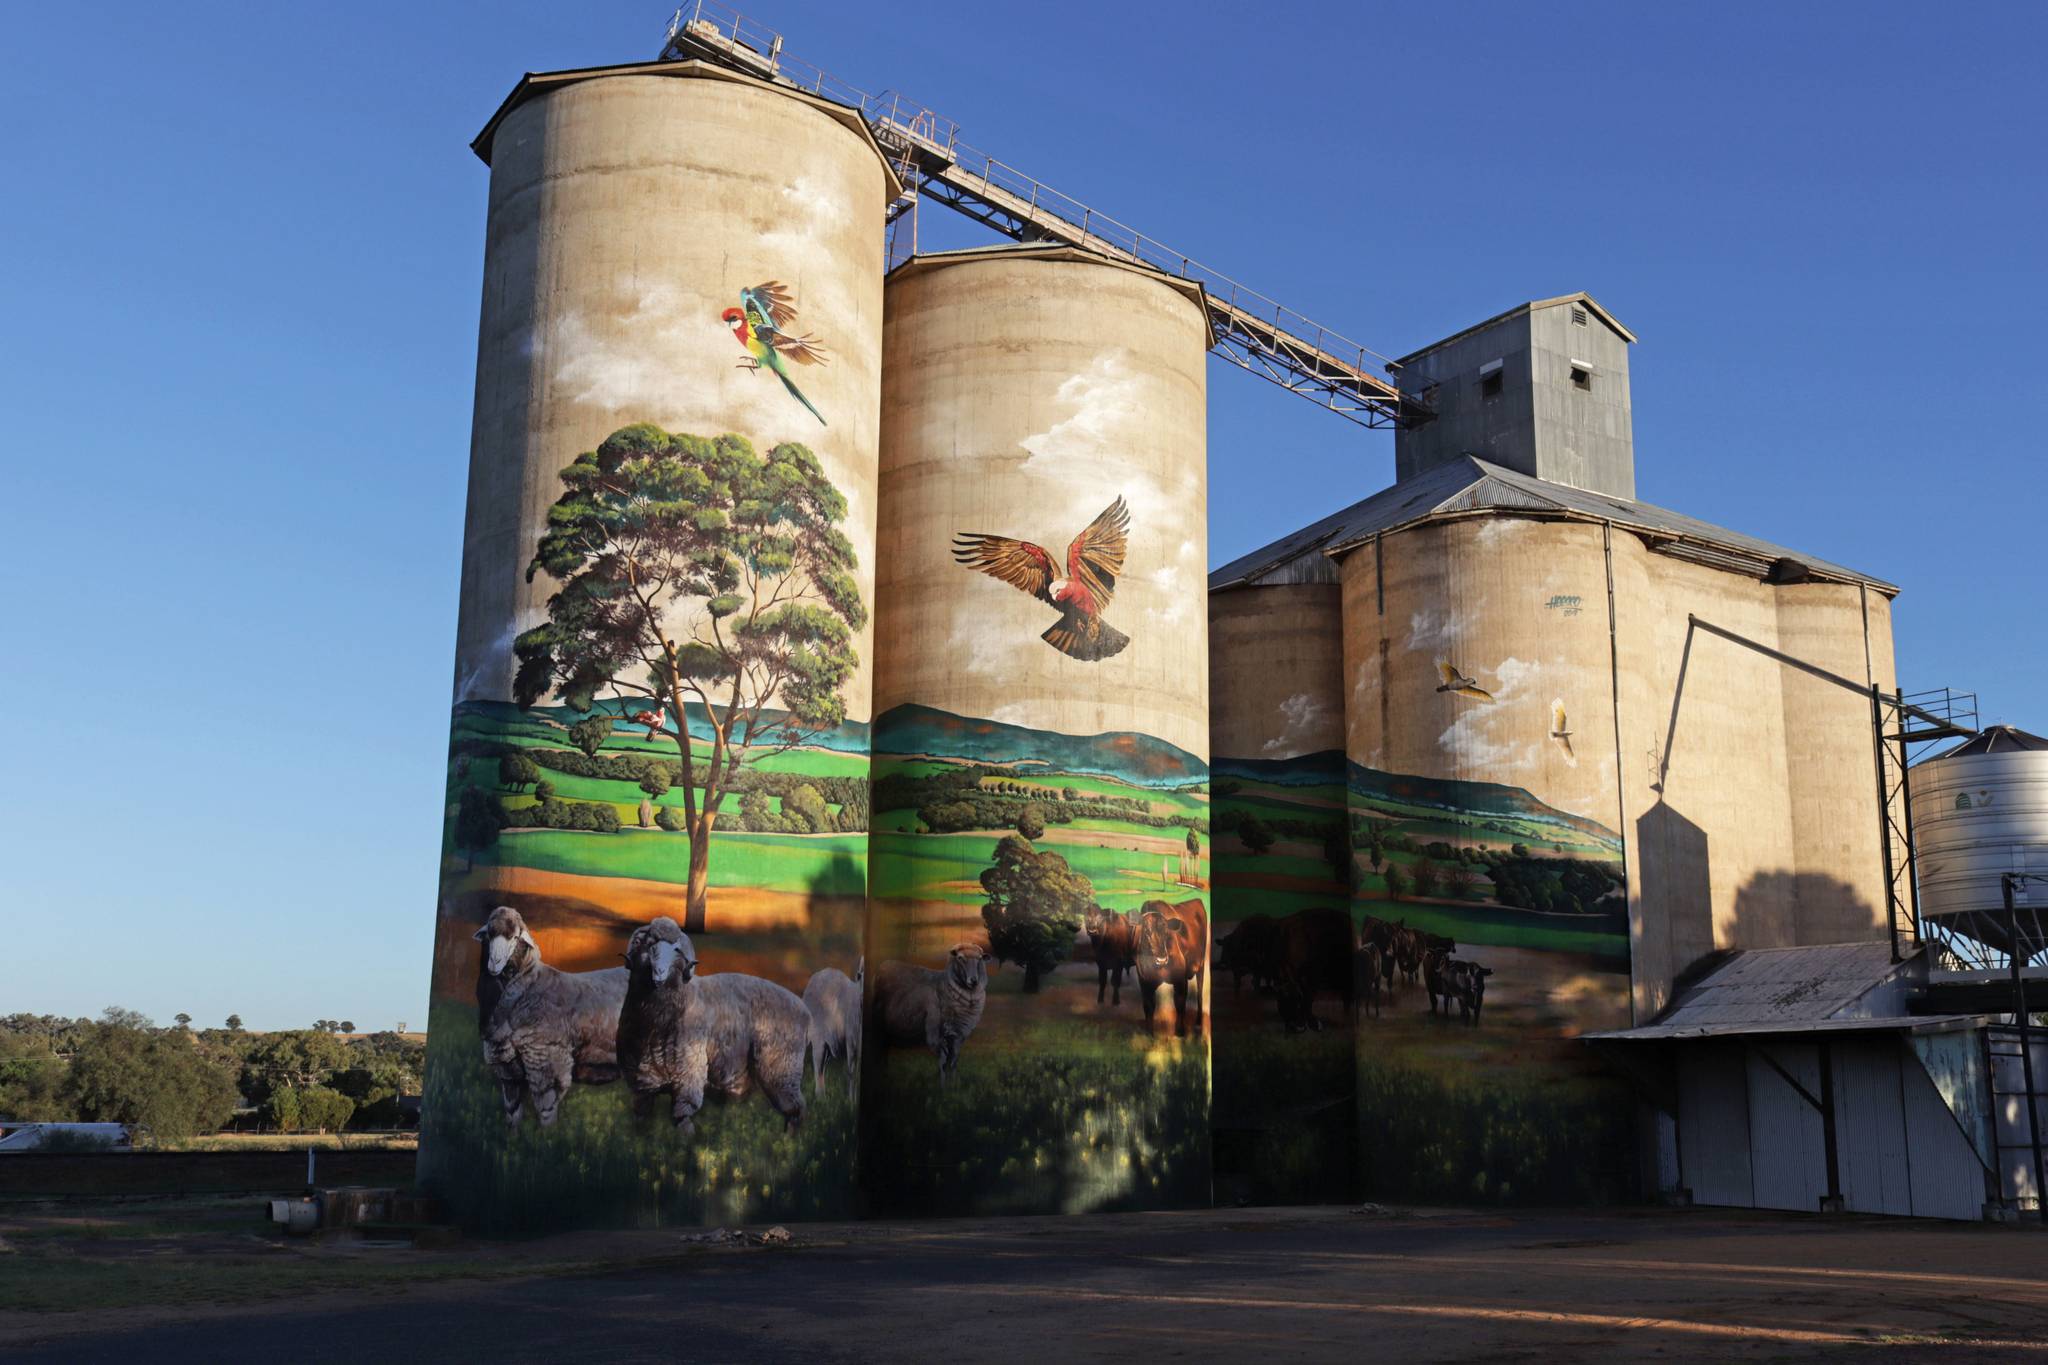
[1206,578,1353,1204]
[1909,726,2048,970]
[421,60,898,1232]
[865,244,1213,1215]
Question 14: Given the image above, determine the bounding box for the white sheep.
[615,917,810,1134]
[802,960,863,1100]
[871,944,989,1085]
[472,905,627,1126]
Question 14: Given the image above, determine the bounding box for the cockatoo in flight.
[721,282,828,425]
[1435,659,1495,703]
[1549,699,1576,763]
[953,497,1132,662]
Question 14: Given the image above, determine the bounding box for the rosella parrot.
[952,497,1132,661]
[721,281,828,426]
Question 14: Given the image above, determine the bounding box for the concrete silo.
[865,244,1212,1215]
[423,61,897,1232]
[1206,578,1354,1203]
[1336,513,1635,1204]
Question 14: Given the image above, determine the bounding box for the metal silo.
[1910,726,2048,970]
[865,244,1212,1215]
[423,61,897,1232]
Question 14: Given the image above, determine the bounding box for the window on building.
[1481,369,1503,397]
[1570,365,1592,391]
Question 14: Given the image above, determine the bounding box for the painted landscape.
[421,699,870,1231]
[863,704,1212,1215]
[1209,752,1634,1206]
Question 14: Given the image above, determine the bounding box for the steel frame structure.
[662,1,1432,429]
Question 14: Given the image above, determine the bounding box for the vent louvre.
[1571,305,1588,326]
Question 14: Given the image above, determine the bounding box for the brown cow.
[1133,898,1208,1037]
[1272,907,1356,1033]
[1084,905,1138,1005]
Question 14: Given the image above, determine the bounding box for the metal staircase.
[662,2,1431,429]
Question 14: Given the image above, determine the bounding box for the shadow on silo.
[1731,870,1878,950]
[1634,801,1714,1015]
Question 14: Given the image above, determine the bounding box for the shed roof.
[1393,292,1636,366]
[1584,942,1929,1046]
[1585,1012,1986,1042]
[1206,457,1897,595]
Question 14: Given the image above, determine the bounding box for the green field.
[870,830,1197,913]
[476,828,865,895]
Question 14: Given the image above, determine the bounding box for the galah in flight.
[721,281,827,425]
[953,497,1132,662]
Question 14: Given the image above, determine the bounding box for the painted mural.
[420,423,871,1232]
[1209,748,1358,1204]
[721,281,829,425]
[1342,756,1634,1204]
[952,496,1133,661]
[863,703,1211,1215]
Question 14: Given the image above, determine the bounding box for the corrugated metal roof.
[1207,457,1898,595]
[1585,1012,1985,1042]
[1936,724,2048,758]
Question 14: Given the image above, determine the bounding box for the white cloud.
[1472,517,1521,547]
[1405,607,1462,654]
[1261,692,1328,757]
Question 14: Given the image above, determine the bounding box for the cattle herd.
[1213,908,1494,1031]
[1081,897,1209,1037]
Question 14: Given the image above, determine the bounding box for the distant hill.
[457,699,870,756]
[1349,760,1623,853]
[875,704,1207,789]
[1214,751,1348,786]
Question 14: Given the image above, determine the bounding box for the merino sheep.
[802,960,863,1100]
[871,944,989,1084]
[472,905,627,1127]
[615,917,810,1134]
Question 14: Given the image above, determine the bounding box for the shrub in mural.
[865,704,1210,1214]
[421,424,871,1232]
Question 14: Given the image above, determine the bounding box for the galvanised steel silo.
[1910,726,2048,971]
[422,60,897,1232]
[865,243,1212,1215]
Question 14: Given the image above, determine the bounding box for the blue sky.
[2,2,2040,1030]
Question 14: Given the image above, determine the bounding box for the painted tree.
[568,715,612,759]
[513,426,865,932]
[979,834,1091,993]
[453,787,507,872]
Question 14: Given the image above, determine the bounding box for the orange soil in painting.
[431,866,862,1000]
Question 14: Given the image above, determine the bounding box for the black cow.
[1272,907,1356,1033]
[1215,914,1281,996]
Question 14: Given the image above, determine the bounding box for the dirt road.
[3,1201,2045,1362]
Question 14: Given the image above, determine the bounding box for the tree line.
[879,765,1208,838]
[0,1011,425,1144]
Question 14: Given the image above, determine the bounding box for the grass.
[475,828,866,895]
[417,999,860,1234]
[863,1020,1210,1217]
[166,1133,417,1152]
